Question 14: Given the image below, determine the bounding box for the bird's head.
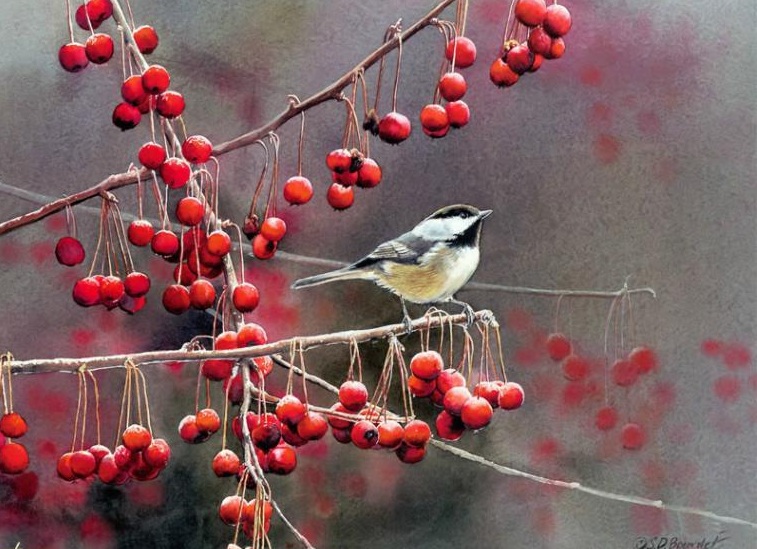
[415,204,492,246]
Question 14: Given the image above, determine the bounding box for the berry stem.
[87,371,102,446]
[64,0,74,43]
[389,24,403,112]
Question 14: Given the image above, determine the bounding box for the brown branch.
[0,0,456,237]
[7,310,492,374]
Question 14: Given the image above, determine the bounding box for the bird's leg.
[400,298,414,332]
[448,298,476,327]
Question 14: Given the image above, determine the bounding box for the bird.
[291,204,491,327]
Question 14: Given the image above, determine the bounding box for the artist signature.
[635,531,729,549]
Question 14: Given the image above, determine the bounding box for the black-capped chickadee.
[291,204,491,326]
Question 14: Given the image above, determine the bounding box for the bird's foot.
[449,298,476,327]
[402,313,414,333]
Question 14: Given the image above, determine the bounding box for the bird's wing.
[351,231,437,269]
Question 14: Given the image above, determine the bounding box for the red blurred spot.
[298,438,328,458]
[505,308,533,333]
[528,373,558,402]
[612,359,639,386]
[595,406,619,431]
[530,437,562,464]
[561,382,586,407]
[594,134,621,164]
[513,346,541,366]
[586,102,613,130]
[722,342,751,369]
[621,423,646,450]
[128,481,165,507]
[72,328,96,347]
[37,439,59,459]
[712,375,741,403]
[0,241,22,264]
[532,506,556,539]
[45,213,68,232]
[164,361,184,374]
[650,381,676,408]
[632,505,667,536]
[640,460,666,490]
[30,241,53,264]
[11,471,39,501]
[562,355,589,381]
[314,494,336,518]
[701,338,723,356]
[80,513,114,545]
[636,111,661,134]
[579,66,603,87]
[342,472,368,499]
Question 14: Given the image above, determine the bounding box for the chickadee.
[291,204,491,326]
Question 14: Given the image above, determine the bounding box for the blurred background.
[0,0,755,547]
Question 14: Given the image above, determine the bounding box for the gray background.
[0,0,755,548]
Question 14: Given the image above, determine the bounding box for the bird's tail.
[291,267,373,289]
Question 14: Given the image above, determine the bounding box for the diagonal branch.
[0,0,456,237]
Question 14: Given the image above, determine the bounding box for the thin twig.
[429,440,757,530]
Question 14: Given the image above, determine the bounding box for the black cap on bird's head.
[425,204,492,222]
[416,204,492,247]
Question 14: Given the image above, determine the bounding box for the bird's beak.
[479,209,492,219]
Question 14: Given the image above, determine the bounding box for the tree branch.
[0,0,456,237]
[6,310,492,374]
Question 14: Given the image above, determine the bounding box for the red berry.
[232,282,260,313]
[70,450,97,478]
[420,104,450,133]
[378,111,412,144]
[436,368,465,394]
[178,414,210,444]
[621,422,646,450]
[121,75,148,105]
[151,229,179,256]
[0,413,27,438]
[515,0,547,26]
[75,0,112,28]
[113,444,134,470]
[595,406,619,431]
[339,380,369,412]
[181,135,213,164]
[84,33,114,64]
[189,279,216,309]
[283,176,313,205]
[58,43,89,72]
[422,125,449,139]
[237,323,267,346]
[252,234,277,259]
[351,420,379,450]
[112,102,141,130]
[56,452,75,480]
[275,395,307,426]
[410,350,444,381]
[445,37,477,68]
[88,444,111,464]
[443,386,472,416]
[176,196,205,226]
[489,59,520,87]
[99,275,124,302]
[159,157,191,189]
[498,382,525,410]
[260,217,287,242]
[445,101,470,128]
[377,420,404,449]
[544,37,566,60]
[546,333,572,361]
[473,381,501,408]
[326,149,352,173]
[438,72,467,102]
[461,396,493,430]
[629,346,658,374]
[407,374,435,398]
[326,183,354,210]
[212,449,240,477]
[162,284,190,314]
[356,158,382,188]
[297,412,328,441]
[141,65,170,94]
[124,271,150,297]
[143,438,171,469]
[543,4,572,37]
[206,230,231,256]
[55,236,85,266]
[505,44,534,74]
[331,426,353,444]
[72,277,101,307]
[97,454,122,484]
[219,495,246,525]
[527,27,552,56]
[326,403,353,430]
[0,442,29,474]
[562,354,589,381]
[196,408,221,434]
[612,359,639,387]
[396,442,426,464]
[268,445,298,475]
[403,419,431,447]
[156,91,185,118]
[332,169,358,186]
[133,25,159,54]
[528,54,544,73]
[122,424,152,451]
[435,410,465,441]
[138,142,166,170]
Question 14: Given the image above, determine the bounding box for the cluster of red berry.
[407,350,524,440]
[490,0,572,87]
[56,424,171,484]
[545,332,657,450]
[219,496,273,538]
[324,148,383,210]
[0,412,30,475]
